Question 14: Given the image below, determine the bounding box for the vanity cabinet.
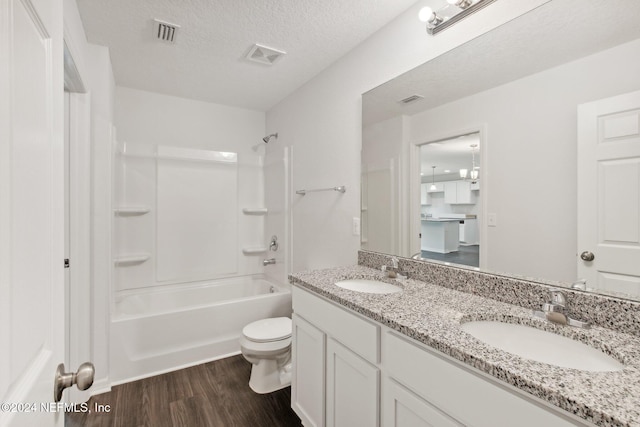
[292,287,380,427]
[382,331,584,427]
[326,339,379,427]
[444,181,475,204]
[292,285,591,427]
[292,314,325,427]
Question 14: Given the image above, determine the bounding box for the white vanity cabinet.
[292,286,589,427]
[381,331,585,427]
[292,287,380,427]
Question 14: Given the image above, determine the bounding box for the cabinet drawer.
[293,286,379,363]
[382,331,586,427]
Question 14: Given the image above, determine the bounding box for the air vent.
[398,94,424,104]
[245,44,286,65]
[154,19,180,43]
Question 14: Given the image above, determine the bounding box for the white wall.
[266,0,550,272]
[362,115,408,254]
[408,38,640,282]
[114,87,267,290]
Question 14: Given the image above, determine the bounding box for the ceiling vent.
[245,44,286,65]
[154,19,180,44]
[398,94,424,105]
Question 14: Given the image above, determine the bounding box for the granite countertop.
[289,265,640,427]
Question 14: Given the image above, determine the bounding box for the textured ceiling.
[76,0,417,111]
[363,0,640,126]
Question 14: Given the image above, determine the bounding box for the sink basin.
[335,279,402,294]
[461,321,624,372]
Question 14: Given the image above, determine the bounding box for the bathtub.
[110,275,292,384]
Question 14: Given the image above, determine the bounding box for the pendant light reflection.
[459,144,479,182]
[430,166,437,191]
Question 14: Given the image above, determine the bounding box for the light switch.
[353,217,361,236]
[487,213,497,227]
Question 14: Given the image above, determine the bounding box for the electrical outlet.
[353,217,361,236]
[487,213,497,227]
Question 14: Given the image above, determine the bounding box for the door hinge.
[64,259,70,268]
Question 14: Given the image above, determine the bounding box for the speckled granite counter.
[289,265,640,427]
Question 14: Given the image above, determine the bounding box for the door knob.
[580,251,595,262]
[54,362,95,402]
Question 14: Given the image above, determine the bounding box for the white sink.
[335,279,402,294]
[461,321,624,372]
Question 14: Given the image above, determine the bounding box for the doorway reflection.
[419,133,481,268]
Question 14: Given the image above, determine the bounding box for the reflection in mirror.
[361,0,640,301]
[418,133,480,268]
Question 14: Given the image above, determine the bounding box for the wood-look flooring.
[66,355,302,427]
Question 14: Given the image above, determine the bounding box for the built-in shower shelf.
[114,206,151,216]
[242,247,268,255]
[114,254,151,266]
[242,208,268,215]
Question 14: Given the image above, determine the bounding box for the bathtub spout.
[263,258,276,266]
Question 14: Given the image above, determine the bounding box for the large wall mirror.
[361,0,640,301]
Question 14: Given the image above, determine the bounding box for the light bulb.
[470,170,478,180]
[459,169,468,179]
[418,6,434,23]
[430,184,437,191]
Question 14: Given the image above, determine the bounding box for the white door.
[577,90,640,297]
[382,377,462,427]
[326,338,379,427]
[1,0,66,425]
[291,314,325,427]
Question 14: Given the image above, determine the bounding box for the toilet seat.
[242,317,291,343]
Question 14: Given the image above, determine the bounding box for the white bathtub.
[110,275,292,384]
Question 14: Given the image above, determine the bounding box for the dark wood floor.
[421,244,479,267]
[66,355,302,427]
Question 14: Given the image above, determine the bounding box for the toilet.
[240,317,292,394]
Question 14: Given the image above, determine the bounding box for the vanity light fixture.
[419,0,498,35]
[430,166,437,191]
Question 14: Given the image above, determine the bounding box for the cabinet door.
[455,181,473,204]
[421,183,428,205]
[382,378,462,427]
[292,314,325,427]
[327,338,380,427]
[444,182,457,204]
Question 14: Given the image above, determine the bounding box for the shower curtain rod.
[295,186,346,196]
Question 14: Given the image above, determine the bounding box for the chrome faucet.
[263,258,276,266]
[533,289,590,328]
[381,257,409,279]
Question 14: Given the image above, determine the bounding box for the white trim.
[0,0,13,400]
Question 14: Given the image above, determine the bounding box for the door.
[1,0,66,425]
[382,377,462,427]
[578,90,640,297]
[326,338,379,427]
[291,314,325,427]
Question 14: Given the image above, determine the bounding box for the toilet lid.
[242,317,292,343]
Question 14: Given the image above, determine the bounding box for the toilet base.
[248,358,292,394]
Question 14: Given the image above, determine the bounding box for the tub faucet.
[263,258,276,266]
[533,289,590,328]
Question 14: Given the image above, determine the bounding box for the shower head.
[262,133,278,143]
